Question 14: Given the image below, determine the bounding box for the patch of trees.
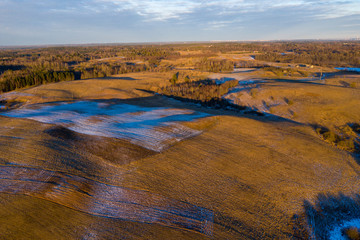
[316,124,359,153]
[77,62,148,79]
[195,59,234,72]
[124,47,180,60]
[158,79,239,107]
[262,67,311,78]
[234,61,270,68]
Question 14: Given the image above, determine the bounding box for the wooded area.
[0,41,359,92]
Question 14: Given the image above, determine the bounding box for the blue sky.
[1,0,360,45]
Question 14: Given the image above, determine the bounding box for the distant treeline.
[1,41,359,68]
[0,62,150,92]
[0,70,75,92]
[0,45,180,69]
[256,51,360,67]
[1,41,359,92]
[195,59,234,72]
[0,45,181,92]
[254,42,360,67]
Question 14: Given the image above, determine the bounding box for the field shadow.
[39,88,78,98]
[44,125,157,165]
[299,193,360,240]
[103,87,130,92]
[134,90,298,124]
[264,77,358,90]
[101,76,137,80]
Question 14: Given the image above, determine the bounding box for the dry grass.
[226,75,360,131]
[1,64,360,239]
[2,109,360,239]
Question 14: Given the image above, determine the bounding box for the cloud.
[93,0,360,22]
[95,0,200,21]
[0,0,359,45]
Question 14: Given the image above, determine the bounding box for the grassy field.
[0,45,360,239]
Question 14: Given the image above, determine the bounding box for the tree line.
[1,41,359,92]
[0,70,75,92]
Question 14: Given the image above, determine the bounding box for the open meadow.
[0,42,360,239]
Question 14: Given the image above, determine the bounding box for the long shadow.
[267,70,360,88]
[130,91,299,124]
[300,192,360,240]
[264,78,354,89]
[101,76,137,80]
[38,88,75,98]
[103,87,130,93]
[327,70,360,76]
[1,91,301,126]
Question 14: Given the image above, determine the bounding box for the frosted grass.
[1,101,209,151]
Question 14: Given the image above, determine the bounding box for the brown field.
[1,49,360,239]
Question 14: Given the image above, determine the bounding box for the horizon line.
[1,38,360,49]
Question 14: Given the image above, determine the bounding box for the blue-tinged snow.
[1,101,209,151]
[335,67,360,72]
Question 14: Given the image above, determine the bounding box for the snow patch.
[329,219,360,240]
[335,67,360,73]
[0,91,34,99]
[0,101,209,151]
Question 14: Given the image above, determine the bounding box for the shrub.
[250,88,258,98]
[195,59,233,72]
[169,72,179,85]
[342,227,360,240]
[323,131,340,143]
[316,128,323,135]
[337,139,355,152]
[269,107,275,114]
[184,75,190,83]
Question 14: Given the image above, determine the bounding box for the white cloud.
[1,0,360,45]
[95,0,200,21]
[93,0,360,22]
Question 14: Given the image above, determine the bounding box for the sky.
[0,0,360,45]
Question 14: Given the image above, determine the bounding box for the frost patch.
[0,101,209,151]
[329,219,360,240]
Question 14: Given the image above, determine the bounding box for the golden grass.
[226,77,360,130]
[1,65,360,239]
